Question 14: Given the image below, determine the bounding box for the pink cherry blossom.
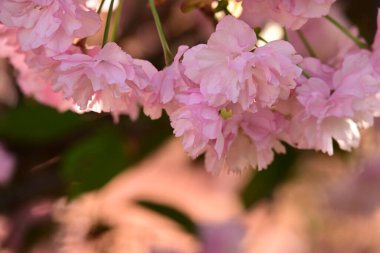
[170,92,224,159]
[53,42,157,120]
[0,24,77,111]
[286,112,360,155]
[12,52,78,112]
[182,15,302,111]
[0,0,100,55]
[241,0,337,30]
[284,53,380,155]
[0,25,19,58]
[205,108,287,174]
[144,46,194,119]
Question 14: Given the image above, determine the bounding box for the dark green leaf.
[62,129,128,198]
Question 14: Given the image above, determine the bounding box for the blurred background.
[1,0,380,252]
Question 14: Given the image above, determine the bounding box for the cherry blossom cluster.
[1,0,380,174]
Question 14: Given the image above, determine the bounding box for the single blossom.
[284,54,380,155]
[0,24,77,111]
[182,15,302,111]
[205,108,287,173]
[53,42,157,120]
[0,0,100,55]
[240,0,337,30]
[144,46,195,119]
[170,92,224,159]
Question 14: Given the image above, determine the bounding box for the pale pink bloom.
[205,108,287,174]
[241,0,336,30]
[170,92,224,159]
[54,42,157,120]
[297,54,380,127]
[288,113,360,155]
[0,0,100,55]
[0,24,77,111]
[12,51,79,112]
[0,143,15,186]
[144,46,194,119]
[284,53,380,155]
[0,24,19,58]
[182,15,302,111]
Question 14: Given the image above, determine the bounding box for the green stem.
[302,70,311,78]
[148,0,173,65]
[325,15,369,49]
[257,35,268,44]
[296,30,317,57]
[283,27,288,41]
[102,0,115,47]
[97,0,106,14]
[111,0,124,42]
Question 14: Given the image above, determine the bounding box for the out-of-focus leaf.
[240,145,298,209]
[213,0,229,13]
[0,101,86,144]
[136,200,197,236]
[62,129,129,199]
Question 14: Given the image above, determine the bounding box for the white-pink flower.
[144,46,195,119]
[170,92,224,159]
[241,0,336,30]
[0,24,78,111]
[0,0,100,55]
[0,24,18,58]
[182,15,302,111]
[204,108,287,174]
[53,42,157,120]
[287,112,360,155]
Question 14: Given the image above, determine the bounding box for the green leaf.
[0,101,85,144]
[62,129,128,199]
[136,200,197,236]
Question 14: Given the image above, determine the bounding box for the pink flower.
[284,53,380,155]
[287,113,360,155]
[241,0,336,30]
[53,42,157,120]
[0,24,77,111]
[170,92,224,159]
[12,51,78,112]
[144,46,194,119]
[170,94,287,173]
[0,0,100,55]
[0,143,15,186]
[205,108,287,174]
[298,54,380,126]
[182,15,302,111]
[0,24,19,58]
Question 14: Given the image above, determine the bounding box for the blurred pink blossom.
[240,0,336,30]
